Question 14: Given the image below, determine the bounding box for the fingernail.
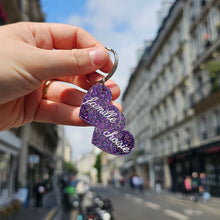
[89,47,107,66]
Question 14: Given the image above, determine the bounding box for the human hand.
[0,22,121,131]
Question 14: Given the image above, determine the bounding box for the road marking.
[184,209,203,216]
[164,209,189,220]
[124,193,161,211]
[133,196,144,204]
[124,193,133,199]
[145,201,161,210]
[44,207,57,220]
[198,203,220,217]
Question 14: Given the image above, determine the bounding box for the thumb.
[30,46,112,81]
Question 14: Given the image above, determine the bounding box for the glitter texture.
[92,129,135,155]
[79,84,123,129]
[79,84,135,156]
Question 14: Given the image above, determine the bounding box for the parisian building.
[122,0,220,197]
[0,0,61,206]
[74,151,97,185]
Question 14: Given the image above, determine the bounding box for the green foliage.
[205,60,220,76]
[205,60,220,91]
[64,161,77,174]
[94,153,102,183]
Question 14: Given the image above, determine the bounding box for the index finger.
[28,22,113,73]
[29,22,99,49]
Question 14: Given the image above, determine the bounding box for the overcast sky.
[41,0,169,159]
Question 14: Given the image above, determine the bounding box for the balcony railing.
[202,131,208,140]
[190,77,220,108]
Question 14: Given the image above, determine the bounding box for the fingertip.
[89,46,114,74]
[89,47,108,66]
[105,80,121,100]
[111,101,123,112]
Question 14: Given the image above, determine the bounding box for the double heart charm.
[79,84,135,155]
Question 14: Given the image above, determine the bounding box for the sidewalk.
[6,207,56,220]
[3,191,60,220]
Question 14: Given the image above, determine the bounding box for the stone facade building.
[75,151,97,185]
[0,0,60,207]
[122,0,220,196]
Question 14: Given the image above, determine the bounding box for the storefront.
[198,145,220,196]
[0,131,21,206]
[153,158,165,189]
[169,141,220,197]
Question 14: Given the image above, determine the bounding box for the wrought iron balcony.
[190,78,220,110]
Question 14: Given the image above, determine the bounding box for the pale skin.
[0,22,121,131]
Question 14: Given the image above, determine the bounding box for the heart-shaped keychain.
[92,128,134,155]
[79,48,135,156]
[79,84,124,130]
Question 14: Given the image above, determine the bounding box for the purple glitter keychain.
[79,84,123,130]
[79,48,135,156]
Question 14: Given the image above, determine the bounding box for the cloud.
[65,0,164,158]
[66,0,162,92]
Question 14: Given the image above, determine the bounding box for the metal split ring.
[87,47,118,84]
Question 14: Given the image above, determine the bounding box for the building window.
[196,75,204,101]
[181,86,189,115]
[200,117,208,139]
[166,137,172,155]
[166,99,172,126]
[190,0,196,22]
[152,113,156,134]
[164,71,169,93]
[160,139,164,155]
[175,132,180,151]
[214,110,220,135]
[200,0,207,8]
[186,128,191,146]
[203,20,211,49]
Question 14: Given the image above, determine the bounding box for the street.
[91,186,220,220]
[51,185,220,220]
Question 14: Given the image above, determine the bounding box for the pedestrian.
[33,178,45,208]
[191,172,199,201]
[184,176,192,199]
[199,172,211,202]
[129,174,135,189]
[0,22,121,132]
[199,172,208,192]
[132,175,140,190]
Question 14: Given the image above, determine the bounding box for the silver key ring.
[87,47,119,84]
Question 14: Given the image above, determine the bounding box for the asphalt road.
[91,186,220,220]
[52,185,220,220]
[6,186,220,220]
